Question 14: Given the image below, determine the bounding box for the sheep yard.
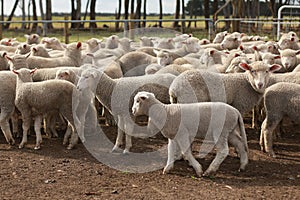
[0,118,299,200]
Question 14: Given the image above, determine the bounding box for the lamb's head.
[213,31,228,43]
[64,42,82,60]
[239,61,281,93]
[76,68,101,92]
[55,69,76,83]
[86,38,101,52]
[24,34,40,45]
[220,34,242,50]
[105,35,120,49]
[140,36,154,47]
[12,68,37,82]
[279,49,300,71]
[226,56,250,73]
[183,37,201,53]
[16,43,31,55]
[6,54,29,70]
[154,49,174,66]
[31,44,50,57]
[261,52,281,65]
[132,91,156,116]
[118,37,132,51]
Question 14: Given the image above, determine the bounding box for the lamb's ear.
[86,53,94,58]
[12,70,18,75]
[295,50,300,55]
[5,55,12,61]
[274,55,281,59]
[24,34,30,39]
[209,50,215,55]
[239,63,251,71]
[269,64,282,72]
[1,52,7,58]
[30,68,37,75]
[77,42,82,49]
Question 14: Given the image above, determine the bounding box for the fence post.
[64,16,69,44]
[0,22,2,40]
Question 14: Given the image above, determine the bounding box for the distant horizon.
[4,0,177,16]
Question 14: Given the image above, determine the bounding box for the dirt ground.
[0,117,299,200]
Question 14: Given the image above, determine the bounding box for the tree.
[115,0,122,31]
[124,0,129,30]
[173,0,180,28]
[203,0,209,29]
[46,0,53,29]
[5,0,19,29]
[31,0,38,32]
[142,0,147,27]
[21,0,26,30]
[90,0,97,29]
[135,0,142,28]
[159,0,163,27]
[71,0,82,29]
[181,0,186,32]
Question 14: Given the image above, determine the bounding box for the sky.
[4,0,177,16]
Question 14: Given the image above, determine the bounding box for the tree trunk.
[187,0,194,28]
[124,0,129,31]
[90,0,97,29]
[27,0,31,30]
[71,0,82,29]
[31,0,38,33]
[181,0,185,33]
[82,0,90,27]
[159,0,163,27]
[130,0,134,30]
[142,0,146,27]
[21,0,26,30]
[204,0,209,29]
[46,0,53,29]
[4,0,19,29]
[173,0,180,28]
[135,0,142,28]
[115,0,121,31]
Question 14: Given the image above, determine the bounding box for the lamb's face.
[156,51,173,66]
[132,92,154,116]
[239,61,281,93]
[77,69,100,92]
[280,49,299,70]
[184,38,201,53]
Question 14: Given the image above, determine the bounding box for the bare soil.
[0,118,299,200]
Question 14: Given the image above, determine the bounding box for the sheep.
[76,68,176,154]
[31,67,82,82]
[278,49,300,72]
[220,33,242,50]
[84,38,101,53]
[278,31,299,50]
[132,91,248,177]
[213,31,228,43]
[15,43,31,55]
[30,44,51,58]
[13,68,82,150]
[0,71,17,145]
[26,42,83,68]
[157,38,175,49]
[24,34,40,45]
[104,35,119,49]
[260,52,281,65]
[173,33,191,48]
[169,61,282,116]
[6,54,29,70]
[140,36,154,47]
[40,37,66,50]
[260,82,300,158]
[225,55,251,73]
[155,64,195,76]
[293,64,300,72]
[0,51,9,70]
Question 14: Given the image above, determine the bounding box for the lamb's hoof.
[111,146,120,153]
[67,144,74,150]
[163,165,173,175]
[267,152,276,158]
[238,167,246,172]
[18,144,24,149]
[123,149,130,155]
[203,170,216,177]
[34,146,41,150]
[9,139,15,145]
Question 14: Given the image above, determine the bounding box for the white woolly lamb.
[76,68,176,153]
[278,49,300,72]
[24,34,40,45]
[13,68,82,150]
[260,82,300,157]
[132,91,248,177]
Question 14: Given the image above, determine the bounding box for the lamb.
[278,31,299,50]
[278,49,300,72]
[6,54,29,70]
[225,55,251,73]
[260,82,300,157]
[15,43,31,55]
[155,64,195,76]
[40,37,66,50]
[30,44,51,58]
[132,91,248,177]
[26,42,82,68]
[24,34,40,45]
[13,68,82,150]
[213,31,228,43]
[157,38,175,49]
[104,35,119,49]
[0,71,17,145]
[140,36,154,47]
[169,61,282,116]
[0,51,9,70]
[31,67,82,82]
[76,68,176,154]
[220,33,242,50]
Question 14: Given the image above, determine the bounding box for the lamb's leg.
[163,139,176,174]
[203,138,229,177]
[19,113,31,149]
[259,119,267,152]
[176,130,203,177]
[123,134,132,154]
[112,116,125,152]
[63,123,72,145]
[228,130,248,172]
[67,123,78,150]
[0,109,15,145]
[34,115,43,150]
[262,119,279,158]
[11,111,20,138]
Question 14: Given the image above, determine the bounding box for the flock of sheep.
[0,30,299,177]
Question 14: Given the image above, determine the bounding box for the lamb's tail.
[237,110,248,153]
